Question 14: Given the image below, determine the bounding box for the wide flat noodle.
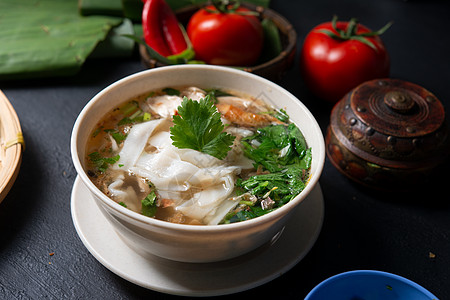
[114,118,167,169]
[110,118,243,225]
[144,87,207,118]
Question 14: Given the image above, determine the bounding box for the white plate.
[71,176,324,297]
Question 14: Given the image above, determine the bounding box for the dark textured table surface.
[1,0,449,299]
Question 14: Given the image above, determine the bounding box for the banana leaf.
[78,0,270,19]
[122,0,144,21]
[0,0,123,80]
[78,0,124,17]
[78,0,144,22]
[165,0,271,11]
[90,19,136,58]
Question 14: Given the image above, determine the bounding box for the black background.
[1,0,449,299]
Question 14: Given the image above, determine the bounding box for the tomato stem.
[317,15,392,51]
[205,0,259,16]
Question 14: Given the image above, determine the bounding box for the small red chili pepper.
[142,0,188,56]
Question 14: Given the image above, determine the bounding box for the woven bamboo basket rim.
[0,90,24,204]
[139,2,297,82]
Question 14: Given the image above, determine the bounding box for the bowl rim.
[71,64,325,232]
[305,270,439,299]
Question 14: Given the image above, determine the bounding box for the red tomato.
[300,17,391,103]
[187,5,263,66]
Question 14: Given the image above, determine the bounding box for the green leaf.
[121,0,144,22]
[162,87,181,96]
[88,152,120,173]
[141,191,157,217]
[89,18,136,59]
[0,0,123,80]
[170,96,235,159]
[242,124,309,172]
[260,18,282,61]
[226,120,311,224]
[236,164,306,205]
[264,108,289,123]
[299,148,312,170]
[287,123,307,157]
[204,89,232,104]
[79,0,144,22]
[78,0,124,17]
[104,129,127,144]
[228,210,257,223]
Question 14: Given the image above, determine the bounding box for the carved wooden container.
[326,79,450,190]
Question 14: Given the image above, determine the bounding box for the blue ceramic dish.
[305,270,439,300]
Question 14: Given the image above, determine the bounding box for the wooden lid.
[330,79,450,166]
[0,90,24,204]
[326,79,450,190]
[351,79,445,139]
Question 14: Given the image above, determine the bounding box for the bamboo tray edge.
[0,90,24,204]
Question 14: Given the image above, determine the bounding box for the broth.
[85,86,311,225]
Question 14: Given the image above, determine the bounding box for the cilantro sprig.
[170,96,235,159]
[222,123,312,224]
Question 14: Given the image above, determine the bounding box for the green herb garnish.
[88,152,120,173]
[236,164,308,206]
[117,100,152,126]
[223,123,311,224]
[241,123,308,172]
[162,87,180,96]
[141,191,157,217]
[118,112,151,126]
[104,129,127,144]
[120,100,139,115]
[170,96,235,159]
[264,108,289,123]
[204,88,232,104]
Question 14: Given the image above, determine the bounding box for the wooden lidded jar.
[326,78,450,190]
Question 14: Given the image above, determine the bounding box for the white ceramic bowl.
[71,65,325,263]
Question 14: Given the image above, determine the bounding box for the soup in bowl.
[71,65,325,263]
